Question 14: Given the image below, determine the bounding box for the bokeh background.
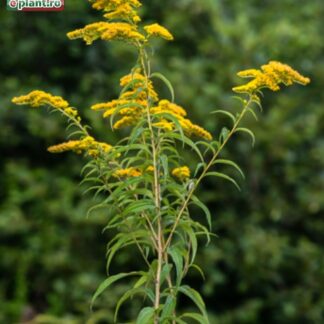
[1,0,323,323]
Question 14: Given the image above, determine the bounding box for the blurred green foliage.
[1,0,323,323]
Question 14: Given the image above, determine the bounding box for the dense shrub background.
[1,0,323,323]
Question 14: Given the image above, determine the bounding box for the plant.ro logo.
[7,0,64,11]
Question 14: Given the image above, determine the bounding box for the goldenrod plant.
[12,0,310,323]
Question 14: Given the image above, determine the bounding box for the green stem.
[139,45,164,322]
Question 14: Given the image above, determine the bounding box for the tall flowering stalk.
[12,0,310,323]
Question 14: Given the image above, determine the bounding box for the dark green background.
[1,0,323,323]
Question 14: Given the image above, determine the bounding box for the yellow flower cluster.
[68,1,175,47]
[113,116,137,129]
[48,136,112,157]
[91,0,141,20]
[91,70,212,139]
[92,70,158,129]
[152,119,174,131]
[145,166,154,172]
[172,166,190,181]
[181,120,213,141]
[144,23,174,41]
[12,90,79,119]
[150,100,212,140]
[151,99,187,117]
[103,2,141,23]
[233,61,310,94]
[113,167,142,178]
[67,22,145,45]
[119,70,159,102]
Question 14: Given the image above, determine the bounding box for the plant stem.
[139,45,164,322]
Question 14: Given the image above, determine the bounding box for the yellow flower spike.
[48,140,85,154]
[103,108,116,118]
[103,3,141,23]
[150,100,212,140]
[119,107,142,116]
[48,136,112,157]
[172,166,190,181]
[237,69,262,78]
[158,100,187,117]
[190,124,213,141]
[113,167,142,178]
[153,120,174,131]
[67,22,145,45]
[113,116,138,129]
[120,71,159,103]
[12,90,79,119]
[233,61,310,94]
[92,99,129,111]
[12,90,69,110]
[120,70,145,87]
[90,0,142,12]
[145,166,154,173]
[90,0,142,24]
[144,23,174,41]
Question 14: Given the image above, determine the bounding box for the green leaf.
[136,307,155,324]
[196,141,216,156]
[246,107,258,121]
[181,312,209,324]
[219,127,230,143]
[175,319,187,324]
[235,127,256,146]
[160,263,172,286]
[251,94,263,112]
[106,230,150,273]
[160,154,169,181]
[211,109,236,124]
[188,264,205,280]
[160,295,176,322]
[91,272,141,308]
[169,133,204,162]
[178,285,209,322]
[205,171,241,191]
[151,72,175,102]
[133,274,148,289]
[190,195,212,230]
[213,159,245,178]
[122,200,156,217]
[178,222,198,264]
[114,287,146,322]
[168,247,184,286]
[194,162,206,177]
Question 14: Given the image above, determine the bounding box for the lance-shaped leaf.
[169,133,204,162]
[235,127,256,146]
[168,246,184,286]
[151,72,175,102]
[213,159,245,178]
[115,287,153,322]
[91,272,142,308]
[181,312,210,324]
[205,171,241,191]
[211,109,236,125]
[160,295,177,322]
[178,285,209,322]
[136,307,156,324]
[190,195,212,230]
